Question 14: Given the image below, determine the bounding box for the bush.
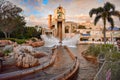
[6,38,26,44]
[15,39,26,44]
[86,44,114,57]
[3,50,11,56]
[6,38,16,42]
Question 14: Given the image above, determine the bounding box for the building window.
[65,26,69,33]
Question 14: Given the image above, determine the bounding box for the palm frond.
[96,7,104,14]
[107,17,114,30]
[104,2,115,11]
[89,8,97,17]
[110,11,120,20]
[89,7,104,17]
[94,15,102,25]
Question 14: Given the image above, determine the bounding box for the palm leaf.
[104,2,115,11]
[89,8,98,17]
[96,7,104,14]
[110,11,120,20]
[107,17,114,30]
[94,15,102,25]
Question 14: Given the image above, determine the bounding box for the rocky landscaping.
[0,39,52,74]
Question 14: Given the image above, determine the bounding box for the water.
[41,34,80,47]
[41,35,59,47]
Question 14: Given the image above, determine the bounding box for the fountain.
[41,5,80,47]
[41,34,80,47]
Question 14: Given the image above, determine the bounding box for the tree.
[11,16,26,39]
[0,0,25,38]
[89,2,120,44]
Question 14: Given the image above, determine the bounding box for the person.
[116,38,120,51]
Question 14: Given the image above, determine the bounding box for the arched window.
[65,26,69,33]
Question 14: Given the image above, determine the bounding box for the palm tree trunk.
[103,26,106,44]
[103,18,106,44]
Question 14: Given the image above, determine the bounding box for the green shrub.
[86,44,101,56]
[6,38,26,44]
[111,53,120,61]
[6,38,16,42]
[15,39,26,44]
[86,44,114,57]
[3,50,11,56]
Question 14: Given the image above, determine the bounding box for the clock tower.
[53,5,65,43]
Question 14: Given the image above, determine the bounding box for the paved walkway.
[70,45,98,80]
[21,46,74,80]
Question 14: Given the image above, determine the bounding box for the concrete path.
[21,46,74,80]
[70,45,98,80]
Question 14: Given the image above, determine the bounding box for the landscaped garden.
[82,43,120,80]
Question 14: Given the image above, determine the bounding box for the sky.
[8,0,120,27]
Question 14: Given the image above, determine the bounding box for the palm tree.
[89,2,120,44]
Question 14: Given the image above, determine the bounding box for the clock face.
[57,8,64,19]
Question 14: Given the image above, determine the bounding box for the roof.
[107,27,120,31]
[82,34,90,36]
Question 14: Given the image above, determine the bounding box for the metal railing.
[94,61,111,80]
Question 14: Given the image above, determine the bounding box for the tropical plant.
[89,2,120,44]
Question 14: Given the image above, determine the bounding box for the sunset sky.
[8,0,120,27]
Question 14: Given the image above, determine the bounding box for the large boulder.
[0,40,13,47]
[30,41,44,47]
[25,39,44,47]
[14,46,40,68]
[0,52,4,57]
[3,45,14,52]
[32,52,47,58]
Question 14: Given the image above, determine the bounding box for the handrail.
[93,61,106,80]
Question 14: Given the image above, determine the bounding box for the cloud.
[25,15,47,26]
[7,0,120,27]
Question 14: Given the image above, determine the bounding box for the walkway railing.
[94,61,111,80]
[0,46,58,80]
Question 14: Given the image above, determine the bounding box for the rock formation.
[0,40,13,47]
[25,39,44,47]
[13,45,40,68]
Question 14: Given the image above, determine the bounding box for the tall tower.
[48,14,52,29]
[54,5,65,43]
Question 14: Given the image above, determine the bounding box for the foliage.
[86,44,114,57]
[6,38,26,44]
[111,53,120,61]
[89,2,120,44]
[111,61,120,80]
[15,39,26,44]
[0,0,26,38]
[3,50,11,56]
[11,26,41,39]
